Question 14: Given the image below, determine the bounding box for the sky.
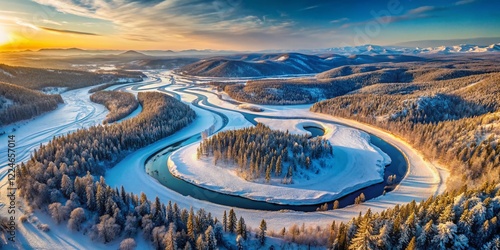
[0,0,499,51]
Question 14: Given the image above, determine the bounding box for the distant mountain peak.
[118,50,148,57]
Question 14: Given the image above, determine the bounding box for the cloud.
[330,18,349,24]
[300,5,319,11]
[408,6,437,15]
[31,0,296,44]
[15,20,40,30]
[341,5,445,28]
[41,19,62,26]
[455,0,476,5]
[40,27,100,36]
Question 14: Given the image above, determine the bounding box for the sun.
[0,25,11,45]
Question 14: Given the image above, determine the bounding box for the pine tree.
[349,218,375,250]
[61,174,73,197]
[222,210,227,232]
[265,165,271,183]
[228,209,237,233]
[187,207,195,242]
[205,226,217,250]
[237,216,247,240]
[333,200,340,210]
[259,219,267,245]
[96,184,106,215]
[275,155,282,175]
[152,196,164,226]
[196,235,205,250]
[406,237,416,250]
[336,222,348,250]
[86,185,96,211]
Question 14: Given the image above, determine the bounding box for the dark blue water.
[304,126,325,137]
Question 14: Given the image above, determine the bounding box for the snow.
[0,69,14,77]
[41,87,68,95]
[276,55,288,62]
[168,118,390,205]
[0,80,148,250]
[104,74,447,234]
[0,70,450,249]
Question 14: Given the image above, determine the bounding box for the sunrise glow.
[0,25,11,46]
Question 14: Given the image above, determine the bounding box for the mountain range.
[12,42,500,57]
[316,43,500,55]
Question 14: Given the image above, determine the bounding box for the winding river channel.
[144,81,409,212]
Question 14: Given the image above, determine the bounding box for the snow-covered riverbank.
[168,118,390,205]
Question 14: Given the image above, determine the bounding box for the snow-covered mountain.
[320,43,500,55]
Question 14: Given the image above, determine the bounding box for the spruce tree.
[222,210,227,232]
[259,219,267,245]
[228,209,237,233]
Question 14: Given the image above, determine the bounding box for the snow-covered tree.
[236,234,245,250]
[349,218,375,250]
[48,202,67,224]
[164,223,177,250]
[92,214,121,243]
[432,222,458,250]
[60,174,73,197]
[205,225,217,250]
[67,207,85,231]
[259,219,267,245]
[119,238,136,250]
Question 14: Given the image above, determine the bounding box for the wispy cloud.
[15,20,40,30]
[31,0,296,44]
[330,18,349,24]
[455,0,476,5]
[40,26,100,36]
[300,5,319,11]
[341,5,445,28]
[41,19,62,26]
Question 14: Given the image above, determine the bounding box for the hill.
[216,56,500,105]
[0,64,143,90]
[116,50,150,58]
[179,53,422,77]
[0,82,63,126]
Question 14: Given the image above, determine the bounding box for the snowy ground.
[168,118,390,205]
[0,81,148,250]
[0,70,449,249]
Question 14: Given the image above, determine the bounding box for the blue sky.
[0,0,499,50]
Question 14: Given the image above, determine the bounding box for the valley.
[0,47,498,250]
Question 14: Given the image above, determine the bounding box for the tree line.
[0,81,63,126]
[198,123,333,183]
[0,63,143,90]
[89,91,139,124]
[268,183,500,249]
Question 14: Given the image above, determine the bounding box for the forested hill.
[311,72,500,188]
[218,58,500,105]
[179,53,421,77]
[89,91,139,124]
[0,64,144,90]
[0,82,63,126]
